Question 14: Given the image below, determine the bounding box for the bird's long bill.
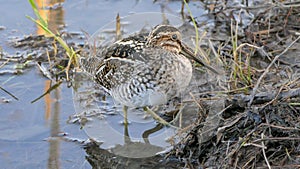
[180,44,220,74]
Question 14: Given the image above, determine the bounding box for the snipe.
[81,25,217,125]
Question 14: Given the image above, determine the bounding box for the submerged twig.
[31,80,62,103]
[0,86,19,100]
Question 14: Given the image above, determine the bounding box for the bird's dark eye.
[171,34,177,40]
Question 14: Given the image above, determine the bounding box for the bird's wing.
[94,53,146,91]
[93,35,150,89]
[103,33,148,61]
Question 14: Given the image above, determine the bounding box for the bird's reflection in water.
[83,122,180,169]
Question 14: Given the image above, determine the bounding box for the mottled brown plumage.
[81,25,216,107]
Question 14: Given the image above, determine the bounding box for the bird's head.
[146,25,183,54]
[146,25,220,74]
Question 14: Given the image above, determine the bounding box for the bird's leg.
[123,105,129,126]
[143,106,178,129]
[122,106,131,144]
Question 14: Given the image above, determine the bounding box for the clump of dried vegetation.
[168,0,300,168]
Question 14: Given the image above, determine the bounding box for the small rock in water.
[1,97,12,103]
[0,26,6,30]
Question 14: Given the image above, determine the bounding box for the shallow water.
[0,0,210,168]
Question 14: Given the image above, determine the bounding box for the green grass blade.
[183,0,199,55]
[28,0,48,27]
